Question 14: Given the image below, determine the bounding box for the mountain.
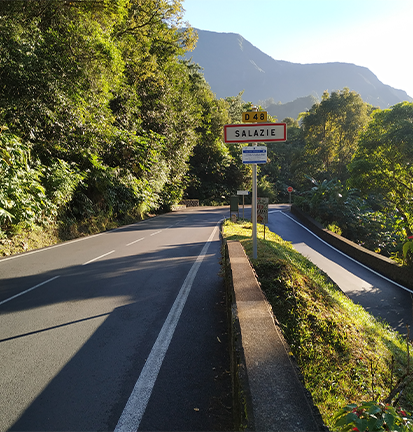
[185,29,412,112]
[265,95,319,121]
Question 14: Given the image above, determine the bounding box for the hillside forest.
[0,0,412,265]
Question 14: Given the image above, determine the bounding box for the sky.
[182,0,413,98]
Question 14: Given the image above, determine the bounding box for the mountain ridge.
[185,29,412,111]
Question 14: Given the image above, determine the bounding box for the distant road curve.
[267,205,412,335]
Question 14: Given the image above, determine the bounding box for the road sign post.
[230,195,239,220]
[257,197,269,240]
[223,118,287,259]
[257,197,269,224]
[287,186,293,204]
[237,190,249,219]
[242,146,267,164]
[224,123,287,143]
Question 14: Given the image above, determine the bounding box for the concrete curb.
[223,239,327,431]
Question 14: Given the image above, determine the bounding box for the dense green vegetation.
[1,2,413,428]
[1,1,412,263]
[259,90,413,264]
[223,220,413,430]
[0,0,250,253]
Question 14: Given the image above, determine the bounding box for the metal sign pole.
[251,105,259,259]
[252,163,257,259]
[243,195,245,219]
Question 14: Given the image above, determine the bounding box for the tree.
[298,88,371,182]
[107,0,199,209]
[0,0,127,162]
[261,117,306,199]
[225,92,246,124]
[183,65,228,203]
[349,102,413,236]
[0,0,202,215]
[183,67,254,203]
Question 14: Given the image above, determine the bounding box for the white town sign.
[223,122,287,143]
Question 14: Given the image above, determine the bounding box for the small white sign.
[257,197,269,224]
[237,190,249,195]
[242,146,267,164]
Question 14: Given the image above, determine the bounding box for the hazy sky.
[182,0,413,98]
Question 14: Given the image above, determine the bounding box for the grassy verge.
[222,219,413,429]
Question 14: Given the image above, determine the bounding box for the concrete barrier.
[223,239,327,431]
[179,199,199,207]
[222,206,411,430]
[171,204,186,211]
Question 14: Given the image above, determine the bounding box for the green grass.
[223,219,413,429]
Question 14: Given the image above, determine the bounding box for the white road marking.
[0,219,179,264]
[0,234,104,263]
[82,250,115,266]
[126,238,144,246]
[114,223,220,432]
[0,276,61,306]
[126,224,175,245]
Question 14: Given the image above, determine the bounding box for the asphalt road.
[0,207,232,432]
[3,203,411,431]
[267,205,413,335]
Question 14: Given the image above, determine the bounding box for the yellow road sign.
[242,111,267,123]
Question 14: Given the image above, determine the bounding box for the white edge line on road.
[0,233,105,263]
[114,222,221,432]
[0,276,60,307]
[0,216,183,264]
[150,230,163,237]
[82,250,115,266]
[126,238,144,246]
[277,211,413,294]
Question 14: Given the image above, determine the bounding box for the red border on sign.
[223,123,287,143]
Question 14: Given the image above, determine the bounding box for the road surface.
[3,203,411,431]
[0,207,232,432]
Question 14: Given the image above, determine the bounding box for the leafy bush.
[0,130,88,236]
[42,159,84,210]
[403,238,413,266]
[257,175,278,203]
[334,401,413,431]
[0,130,55,230]
[295,178,405,257]
[68,154,147,221]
